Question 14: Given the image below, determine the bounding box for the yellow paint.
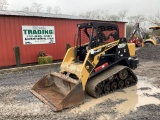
[127,43,135,56]
[149,26,160,29]
[60,40,120,90]
[144,38,157,45]
[62,47,75,63]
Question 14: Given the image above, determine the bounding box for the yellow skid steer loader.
[31,22,139,111]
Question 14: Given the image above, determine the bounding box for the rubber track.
[85,65,138,98]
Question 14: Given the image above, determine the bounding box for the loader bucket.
[31,72,84,111]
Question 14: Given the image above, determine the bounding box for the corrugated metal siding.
[0,16,125,67]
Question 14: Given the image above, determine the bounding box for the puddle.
[70,76,160,116]
[116,78,160,114]
[70,93,113,113]
[70,86,137,114]
[134,78,160,108]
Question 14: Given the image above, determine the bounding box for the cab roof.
[149,26,160,30]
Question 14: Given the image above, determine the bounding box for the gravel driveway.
[0,47,160,120]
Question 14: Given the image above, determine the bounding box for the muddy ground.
[0,49,160,120]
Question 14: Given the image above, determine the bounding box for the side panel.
[127,43,136,56]
[81,40,119,90]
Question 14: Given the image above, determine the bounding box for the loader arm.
[31,22,138,112]
[60,40,119,90]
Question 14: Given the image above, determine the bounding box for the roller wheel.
[104,83,110,94]
[85,65,138,98]
[111,82,117,91]
[124,78,131,87]
[94,82,103,97]
[118,80,124,89]
[118,69,128,80]
[130,77,137,85]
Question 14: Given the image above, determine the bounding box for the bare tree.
[79,9,108,20]
[126,25,134,38]
[21,7,31,12]
[127,15,146,25]
[53,6,61,14]
[21,2,43,13]
[118,9,128,21]
[32,2,43,13]
[46,6,53,13]
[107,15,120,21]
[101,10,109,20]
[92,9,105,20]
[79,9,127,21]
[46,6,61,14]
[148,11,160,26]
[126,15,147,38]
[22,3,61,14]
[79,11,94,19]
[0,0,8,10]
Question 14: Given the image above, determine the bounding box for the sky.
[7,0,160,17]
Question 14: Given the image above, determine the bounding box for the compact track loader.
[31,22,139,111]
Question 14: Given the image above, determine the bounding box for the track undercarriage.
[86,65,138,98]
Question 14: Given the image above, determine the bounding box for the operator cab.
[149,26,160,44]
[75,22,119,62]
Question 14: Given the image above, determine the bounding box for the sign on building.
[22,26,55,45]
